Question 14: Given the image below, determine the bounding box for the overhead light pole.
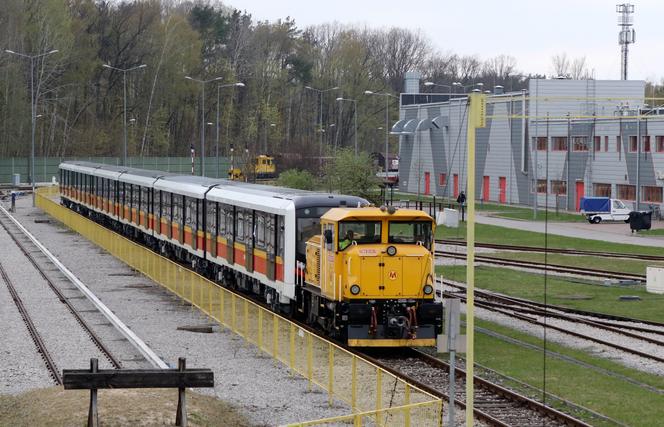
[6,48,58,206]
[364,90,397,190]
[185,75,224,176]
[305,85,339,170]
[103,63,147,167]
[215,82,244,178]
[336,97,358,155]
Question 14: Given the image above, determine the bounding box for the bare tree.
[551,53,570,77]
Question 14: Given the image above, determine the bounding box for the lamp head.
[235,82,245,87]
[424,82,434,86]
[336,97,343,101]
[364,90,373,94]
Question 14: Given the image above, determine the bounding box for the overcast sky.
[231,0,661,82]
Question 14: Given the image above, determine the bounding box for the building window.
[617,184,636,201]
[643,136,651,152]
[439,173,446,186]
[572,136,589,151]
[536,179,547,194]
[593,136,601,152]
[604,136,609,152]
[552,137,568,151]
[629,136,638,152]
[642,186,663,203]
[551,180,567,195]
[657,136,664,153]
[617,135,621,152]
[533,137,547,151]
[594,183,611,197]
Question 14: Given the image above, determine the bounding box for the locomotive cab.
[304,207,442,347]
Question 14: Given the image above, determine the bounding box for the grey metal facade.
[398,78,664,211]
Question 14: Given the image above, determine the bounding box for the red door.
[482,176,490,202]
[575,181,585,211]
[499,177,506,203]
[424,172,431,195]
[453,174,459,198]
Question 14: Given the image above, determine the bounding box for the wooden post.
[175,358,187,427]
[87,358,98,427]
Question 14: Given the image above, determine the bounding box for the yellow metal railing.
[36,188,443,426]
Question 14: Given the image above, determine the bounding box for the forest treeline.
[1,0,542,171]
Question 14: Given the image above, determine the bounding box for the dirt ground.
[0,387,255,427]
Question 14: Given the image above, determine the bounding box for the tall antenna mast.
[616,3,635,80]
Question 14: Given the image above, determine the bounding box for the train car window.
[265,214,275,253]
[196,199,203,231]
[277,215,285,258]
[154,189,160,216]
[173,194,183,224]
[295,207,330,257]
[256,212,266,249]
[338,221,381,250]
[388,221,433,250]
[236,209,245,243]
[141,186,149,213]
[184,196,195,227]
[206,201,217,236]
[220,203,233,239]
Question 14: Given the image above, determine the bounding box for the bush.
[277,169,318,190]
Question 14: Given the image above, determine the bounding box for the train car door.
[499,177,506,203]
[266,214,277,281]
[453,174,459,198]
[482,176,490,202]
[424,172,431,195]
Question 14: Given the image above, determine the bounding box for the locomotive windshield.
[388,221,433,250]
[338,221,381,250]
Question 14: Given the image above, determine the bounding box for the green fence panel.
[0,156,232,184]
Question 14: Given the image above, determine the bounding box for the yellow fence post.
[289,323,295,374]
[232,293,237,333]
[354,413,362,427]
[351,356,357,412]
[258,308,263,351]
[244,299,249,339]
[219,288,225,327]
[376,368,382,424]
[307,334,313,391]
[404,383,411,427]
[328,343,334,406]
[272,314,279,361]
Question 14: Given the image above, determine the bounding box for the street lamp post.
[364,90,397,191]
[336,97,358,155]
[6,48,58,206]
[305,85,339,170]
[102,64,147,166]
[215,82,244,178]
[185,75,224,176]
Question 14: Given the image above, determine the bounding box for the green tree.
[277,168,318,190]
[324,148,379,202]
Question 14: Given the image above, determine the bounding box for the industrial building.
[395,74,664,211]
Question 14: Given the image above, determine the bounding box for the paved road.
[475,214,664,247]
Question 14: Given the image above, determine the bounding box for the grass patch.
[438,265,664,323]
[0,387,252,427]
[437,222,664,257]
[638,228,664,236]
[393,192,584,222]
[470,319,664,426]
[482,251,664,276]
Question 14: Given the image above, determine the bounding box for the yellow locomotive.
[228,155,276,181]
[303,206,441,346]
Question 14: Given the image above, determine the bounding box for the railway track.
[437,250,646,282]
[443,281,664,365]
[437,239,664,262]
[0,208,136,384]
[365,348,594,427]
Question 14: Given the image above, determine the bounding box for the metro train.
[59,161,442,346]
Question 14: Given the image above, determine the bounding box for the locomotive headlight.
[386,245,397,256]
[350,284,361,295]
[423,284,434,295]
